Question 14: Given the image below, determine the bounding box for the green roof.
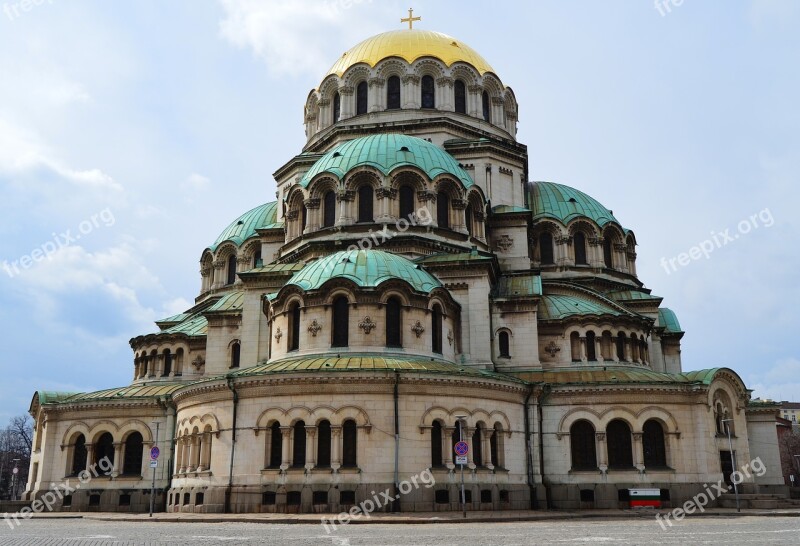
[300,134,474,188]
[60,384,185,403]
[538,294,626,320]
[606,290,663,303]
[658,308,683,333]
[209,201,279,251]
[415,251,494,264]
[511,367,722,386]
[288,249,442,293]
[35,391,81,405]
[231,354,519,382]
[495,274,542,298]
[162,314,208,337]
[206,291,245,313]
[531,181,624,229]
[492,204,531,214]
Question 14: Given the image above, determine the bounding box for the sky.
[0,0,798,422]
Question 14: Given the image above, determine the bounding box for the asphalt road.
[1,516,799,545]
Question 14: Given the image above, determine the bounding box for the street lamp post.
[455,415,467,519]
[721,419,740,513]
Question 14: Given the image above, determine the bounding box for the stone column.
[331,426,342,472]
[463,425,476,469]
[579,337,587,362]
[624,338,632,362]
[85,445,94,473]
[468,85,481,117]
[188,436,199,472]
[611,337,620,363]
[176,438,185,474]
[280,426,292,470]
[436,77,454,111]
[304,198,320,234]
[596,432,607,472]
[443,427,454,469]
[112,442,123,477]
[633,432,645,471]
[212,260,225,290]
[401,75,419,109]
[305,426,317,471]
[595,336,604,362]
[482,431,493,470]
[369,77,384,112]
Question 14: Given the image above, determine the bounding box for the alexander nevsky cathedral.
[24,17,787,514]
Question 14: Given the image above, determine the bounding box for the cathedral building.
[24,23,786,513]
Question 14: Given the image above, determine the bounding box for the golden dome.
[325,29,495,78]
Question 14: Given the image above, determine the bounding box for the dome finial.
[400,7,421,29]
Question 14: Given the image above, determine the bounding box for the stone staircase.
[717,493,800,510]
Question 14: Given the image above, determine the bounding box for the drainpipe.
[523,385,536,509]
[225,376,239,513]
[393,370,400,512]
[538,385,552,509]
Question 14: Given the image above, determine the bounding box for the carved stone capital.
[401,74,420,84]
[376,187,397,199]
[336,190,356,202]
[436,76,454,88]
[417,190,437,202]
[368,77,385,87]
[451,198,466,210]
[304,197,321,209]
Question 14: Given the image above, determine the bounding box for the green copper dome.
[208,201,279,251]
[531,181,624,229]
[288,249,442,293]
[300,134,474,188]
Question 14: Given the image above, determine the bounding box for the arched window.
[490,423,504,468]
[570,332,581,361]
[122,432,143,475]
[436,191,449,229]
[586,331,597,361]
[332,92,340,124]
[616,333,626,361]
[230,342,240,368]
[288,302,301,352]
[539,232,554,265]
[292,420,306,467]
[95,432,115,474]
[643,420,667,468]
[431,421,443,466]
[482,91,491,122]
[431,304,443,354]
[498,331,510,358]
[472,424,483,466]
[253,248,262,268]
[465,204,473,236]
[454,80,466,114]
[606,420,633,469]
[570,421,597,470]
[357,185,373,223]
[451,420,463,456]
[603,237,613,268]
[323,190,336,228]
[332,296,349,347]
[301,205,307,232]
[421,75,435,108]
[386,297,402,347]
[399,185,415,220]
[387,76,401,109]
[342,419,357,467]
[268,422,282,468]
[574,232,588,265]
[356,81,368,115]
[317,420,331,467]
[162,349,172,377]
[630,334,640,361]
[71,434,87,476]
[226,254,237,285]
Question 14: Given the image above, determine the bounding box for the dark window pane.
[539,232,554,264]
[431,421,443,466]
[643,420,667,468]
[317,420,331,467]
[332,92,340,124]
[313,491,328,505]
[616,334,626,361]
[472,426,483,466]
[465,204,473,236]
[332,297,349,347]
[421,75,435,108]
[574,232,587,265]
[72,435,87,476]
[437,192,449,229]
[603,237,613,268]
[162,350,171,377]
[342,420,357,467]
[482,91,491,122]
[499,332,510,357]
[570,420,597,470]
[95,433,115,474]
[289,303,300,351]
[399,185,414,220]
[230,343,240,368]
[292,421,306,467]
[357,185,373,223]
[269,422,282,468]
[586,331,596,361]
[122,432,143,475]
[356,81,368,115]
[607,420,633,469]
[454,80,466,114]
[431,305,443,353]
[226,255,237,285]
[323,191,336,228]
[386,297,401,347]
[387,76,401,109]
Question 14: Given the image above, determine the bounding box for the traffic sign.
[150,446,160,460]
[12,467,18,475]
[455,455,468,465]
[149,460,158,468]
[454,441,469,457]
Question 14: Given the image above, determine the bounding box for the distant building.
[779,402,800,427]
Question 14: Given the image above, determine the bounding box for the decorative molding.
[447,330,454,346]
[411,320,425,338]
[544,341,561,357]
[495,234,514,252]
[274,327,283,343]
[308,319,322,337]
[191,355,205,370]
[358,316,376,335]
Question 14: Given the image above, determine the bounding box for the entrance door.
[720,450,735,486]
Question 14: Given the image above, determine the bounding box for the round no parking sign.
[150,446,160,460]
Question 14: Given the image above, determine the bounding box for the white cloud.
[218,0,387,77]
[748,357,800,402]
[181,173,211,191]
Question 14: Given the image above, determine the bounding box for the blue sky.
[0,0,798,422]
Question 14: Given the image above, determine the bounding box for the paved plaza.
[1,515,799,545]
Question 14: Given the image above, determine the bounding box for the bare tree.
[0,414,33,499]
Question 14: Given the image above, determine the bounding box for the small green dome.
[531,181,624,229]
[300,134,474,188]
[288,249,442,293]
[208,201,279,251]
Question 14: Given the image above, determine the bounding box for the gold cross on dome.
[401,8,421,30]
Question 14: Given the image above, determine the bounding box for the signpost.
[149,422,160,518]
[454,420,469,519]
